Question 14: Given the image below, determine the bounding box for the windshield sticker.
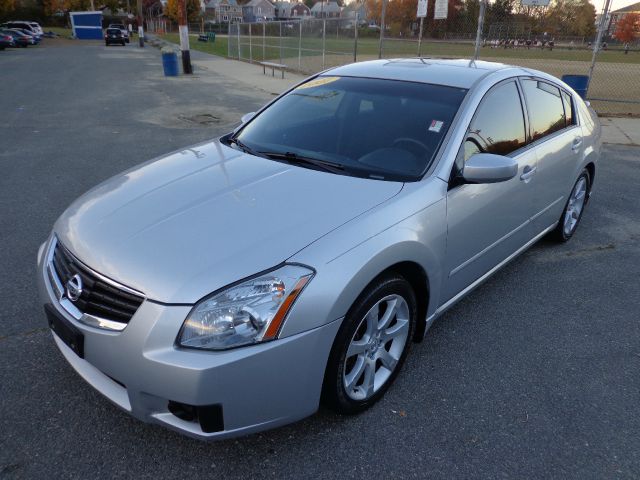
[296,76,340,90]
[428,120,444,133]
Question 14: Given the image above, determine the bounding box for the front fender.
[280,180,448,339]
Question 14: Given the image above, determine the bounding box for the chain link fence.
[224,1,639,116]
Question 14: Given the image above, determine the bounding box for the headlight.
[177,265,313,350]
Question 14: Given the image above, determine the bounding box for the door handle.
[520,165,537,182]
[571,137,583,152]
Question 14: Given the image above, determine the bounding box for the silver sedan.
[37,58,601,440]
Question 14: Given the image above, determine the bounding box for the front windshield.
[233,76,467,181]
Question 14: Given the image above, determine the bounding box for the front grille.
[51,241,144,325]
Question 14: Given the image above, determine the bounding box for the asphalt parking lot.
[1,40,639,479]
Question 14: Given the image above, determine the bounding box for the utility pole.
[177,0,193,74]
[136,0,144,47]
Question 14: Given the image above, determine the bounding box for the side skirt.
[422,222,558,334]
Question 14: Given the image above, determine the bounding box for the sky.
[590,0,639,14]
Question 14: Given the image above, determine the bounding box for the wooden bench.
[197,32,216,43]
[260,61,287,79]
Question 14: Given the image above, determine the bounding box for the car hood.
[55,140,403,303]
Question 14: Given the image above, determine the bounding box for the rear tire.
[552,169,590,242]
[322,273,417,414]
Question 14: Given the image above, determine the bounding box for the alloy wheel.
[343,294,410,401]
[563,176,587,236]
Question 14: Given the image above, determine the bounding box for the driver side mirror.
[462,153,518,184]
[241,112,256,124]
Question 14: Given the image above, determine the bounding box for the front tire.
[323,273,417,414]
[552,169,590,242]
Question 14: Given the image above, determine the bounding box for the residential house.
[274,1,292,18]
[310,0,341,18]
[291,2,311,18]
[606,2,640,37]
[204,0,243,23]
[243,0,276,22]
[341,1,367,25]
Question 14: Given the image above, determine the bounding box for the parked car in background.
[27,21,44,36]
[108,23,129,43]
[104,27,126,46]
[38,59,600,440]
[0,32,15,49]
[1,21,39,36]
[0,29,30,47]
[11,28,40,44]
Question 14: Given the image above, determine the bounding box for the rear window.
[522,80,566,141]
[561,91,575,127]
[235,76,467,181]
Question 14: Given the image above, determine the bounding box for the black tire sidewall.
[323,274,417,414]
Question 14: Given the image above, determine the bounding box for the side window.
[561,91,575,127]
[522,80,566,141]
[463,81,527,162]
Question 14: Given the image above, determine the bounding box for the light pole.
[378,0,387,59]
[587,0,613,96]
[472,0,486,60]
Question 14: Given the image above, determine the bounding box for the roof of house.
[310,0,341,12]
[246,0,274,7]
[204,0,239,7]
[612,1,640,13]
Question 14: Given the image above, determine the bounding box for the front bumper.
[37,239,341,440]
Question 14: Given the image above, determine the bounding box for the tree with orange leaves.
[614,13,640,44]
[0,0,16,17]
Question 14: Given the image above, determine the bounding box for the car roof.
[324,58,531,89]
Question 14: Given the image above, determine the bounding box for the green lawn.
[158,31,639,65]
[42,26,74,38]
[160,33,229,57]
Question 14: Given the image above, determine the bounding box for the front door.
[443,80,537,303]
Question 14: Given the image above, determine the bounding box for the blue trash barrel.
[561,75,588,99]
[162,49,179,77]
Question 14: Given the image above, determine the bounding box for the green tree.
[545,0,595,37]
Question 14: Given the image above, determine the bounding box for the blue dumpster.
[162,48,179,76]
[561,75,588,99]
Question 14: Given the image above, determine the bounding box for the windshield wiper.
[260,151,345,174]
[228,137,267,159]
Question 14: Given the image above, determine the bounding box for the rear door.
[519,79,583,232]
[443,80,537,302]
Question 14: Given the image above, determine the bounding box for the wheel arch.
[585,161,595,191]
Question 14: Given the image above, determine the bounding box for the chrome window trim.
[45,236,146,332]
